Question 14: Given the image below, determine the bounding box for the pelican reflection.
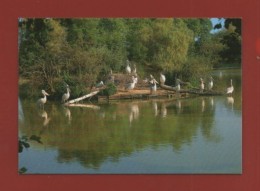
[227,96,234,111]
[152,102,158,116]
[201,98,205,112]
[176,99,182,114]
[129,104,139,126]
[161,103,167,118]
[38,110,51,126]
[63,106,72,124]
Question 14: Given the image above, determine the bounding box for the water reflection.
[19,69,242,173]
[152,101,158,116]
[161,103,167,118]
[226,96,234,111]
[129,104,139,126]
[62,106,72,124]
[38,109,51,126]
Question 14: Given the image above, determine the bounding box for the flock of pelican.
[37,60,234,109]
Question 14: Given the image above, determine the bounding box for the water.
[18,69,242,174]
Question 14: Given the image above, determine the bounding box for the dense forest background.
[18,18,241,100]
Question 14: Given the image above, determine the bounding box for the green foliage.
[100,83,117,96]
[19,18,241,98]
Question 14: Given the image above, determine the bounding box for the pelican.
[176,79,181,92]
[150,79,157,94]
[62,85,70,103]
[126,60,131,74]
[37,90,49,109]
[226,79,234,95]
[132,64,137,74]
[200,78,205,93]
[96,81,104,88]
[208,76,214,90]
[150,74,159,84]
[125,76,136,90]
[133,76,138,84]
[160,73,166,84]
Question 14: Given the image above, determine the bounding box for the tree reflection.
[20,97,222,170]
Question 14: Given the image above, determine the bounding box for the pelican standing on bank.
[150,74,159,84]
[226,79,234,95]
[150,79,157,94]
[62,85,70,103]
[132,64,137,75]
[160,73,166,85]
[208,76,214,90]
[37,90,49,109]
[200,78,205,93]
[125,76,136,90]
[176,79,181,92]
[126,60,131,74]
[96,81,104,88]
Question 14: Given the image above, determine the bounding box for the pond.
[18,69,242,174]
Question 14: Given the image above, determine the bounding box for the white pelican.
[160,73,166,84]
[150,79,157,94]
[125,76,136,90]
[132,64,137,74]
[96,81,104,88]
[150,74,159,84]
[200,78,205,93]
[62,85,70,103]
[208,76,214,90]
[126,60,131,74]
[37,90,49,109]
[134,76,138,84]
[176,79,181,92]
[226,79,234,95]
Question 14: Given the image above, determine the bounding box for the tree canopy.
[19,18,241,100]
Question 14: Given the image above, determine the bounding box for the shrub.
[100,82,117,96]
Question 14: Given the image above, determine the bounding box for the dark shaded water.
[18,69,241,174]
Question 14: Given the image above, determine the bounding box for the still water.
[19,69,242,174]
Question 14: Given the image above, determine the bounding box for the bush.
[100,82,117,96]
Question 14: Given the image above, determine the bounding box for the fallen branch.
[64,90,100,104]
[159,84,224,96]
[64,103,100,110]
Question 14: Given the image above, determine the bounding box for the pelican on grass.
[226,79,234,95]
[62,85,70,103]
[150,79,157,94]
[126,60,131,74]
[37,90,49,109]
[132,64,137,75]
[208,76,214,90]
[200,78,205,93]
[96,81,104,88]
[176,79,181,92]
[160,73,166,85]
[125,76,136,90]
